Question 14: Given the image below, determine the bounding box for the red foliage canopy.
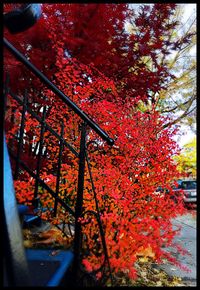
[4,3,189,280]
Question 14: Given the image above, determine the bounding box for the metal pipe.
[54,122,64,217]
[73,122,87,284]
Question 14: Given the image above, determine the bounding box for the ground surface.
[23,209,197,287]
[158,210,197,286]
[113,209,197,287]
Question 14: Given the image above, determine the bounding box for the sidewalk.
[157,212,197,286]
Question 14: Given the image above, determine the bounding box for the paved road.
[158,211,196,286]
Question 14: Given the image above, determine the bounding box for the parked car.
[172,179,197,206]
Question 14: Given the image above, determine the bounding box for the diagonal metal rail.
[3,38,114,146]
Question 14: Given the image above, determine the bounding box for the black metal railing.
[3,38,114,146]
[3,37,114,286]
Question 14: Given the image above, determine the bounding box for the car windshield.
[180,181,196,190]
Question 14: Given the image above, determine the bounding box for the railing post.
[14,91,28,180]
[54,122,64,217]
[72,121,87,284]
[33,106,46,208]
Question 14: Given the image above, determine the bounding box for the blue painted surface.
[29,4,42,20]
[24,214,39,222]
[4,135,32,285]
[18,204,29,215]
[26,249,74,286]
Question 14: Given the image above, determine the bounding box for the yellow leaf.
[138,257,149,263]
[24,240,33,248]
[136,245,155,259]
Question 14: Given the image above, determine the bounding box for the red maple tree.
[4,3,190,281]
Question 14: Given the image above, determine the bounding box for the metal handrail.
[3,37,114,286]
[3,38,114,146]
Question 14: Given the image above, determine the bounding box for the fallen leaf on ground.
[24,240,33,248]
[136,245,155,259]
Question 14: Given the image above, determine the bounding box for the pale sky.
[181,3,196,19]
[174,4,196,147]
[128,4,196,148]
[173,125,196,148]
